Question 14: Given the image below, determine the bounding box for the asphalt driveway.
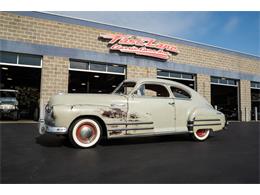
[0,121,259,183]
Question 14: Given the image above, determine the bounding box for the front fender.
[51,104,127,130]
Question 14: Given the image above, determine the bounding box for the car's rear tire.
[68,118,101,148]
[192,129,210,141]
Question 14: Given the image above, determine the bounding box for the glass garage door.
[211,76,239,121]
[0,51,42,120]
[68,60,125,93]
[157,69,196,89]
[251,81,260,121]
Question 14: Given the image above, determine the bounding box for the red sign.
[99,34,179,60]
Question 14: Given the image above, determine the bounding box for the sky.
[51,11,260,56]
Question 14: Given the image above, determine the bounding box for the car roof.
[124,78,194,92]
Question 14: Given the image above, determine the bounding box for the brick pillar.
[127,65,157,79]
[240,80,251,121]
[39,56,69,119]
[196,74,211,103]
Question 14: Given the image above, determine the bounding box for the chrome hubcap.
[76,123,97,143]
[80,126,93,139]
[196,129,208,138]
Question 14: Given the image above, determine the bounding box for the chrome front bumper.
[39,120,68,135]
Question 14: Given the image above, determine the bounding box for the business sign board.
[99,34,179,60]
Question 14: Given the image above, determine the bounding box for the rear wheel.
[192,129,210,141]
[69,118,101,148]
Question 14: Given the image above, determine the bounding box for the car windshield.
[113,81,136,95]
[0,91,17,98]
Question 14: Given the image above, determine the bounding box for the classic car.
[39,78,227,148]
[0,89,20,120]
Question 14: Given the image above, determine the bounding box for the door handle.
[168,102,175,105]
[111,103,126,107]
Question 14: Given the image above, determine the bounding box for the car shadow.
[35,133,214,148]
[35,134,73,148]
[100,133,196,146]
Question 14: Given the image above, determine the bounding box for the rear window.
[135,84,170,97]
[170,86,191,99]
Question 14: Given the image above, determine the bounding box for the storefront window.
[107,65,124,73]
[157,70,169,77]
[18,54,41,66]
[0,51,17,64]
[170,72,181,78]
[70,60,89,70]
[70,60,125,74]
[211,76,237,86]
[90,62,106,71]
[182,73,193,79]
[0,51,42,67]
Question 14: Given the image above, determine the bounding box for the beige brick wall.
[240,80,251,121]
[196,74,211,103]
[127,65,157,79]
[0,12,259,76]
[40,56,69,108]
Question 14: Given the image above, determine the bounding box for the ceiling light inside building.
[1,67,8,70]
[94,75,100,78]
[7,78,12,81]
[81,83,86,86]
[72,89,76,91]
[112,64,118,67]
[112,85,117,88]
[98,90,102,93]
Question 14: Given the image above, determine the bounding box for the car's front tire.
[192,129,210,141]
[68,118,101,148]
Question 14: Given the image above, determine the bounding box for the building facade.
[0,11,259,121]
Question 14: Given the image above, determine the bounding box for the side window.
[136,84,170,97]
[170,86,191,99]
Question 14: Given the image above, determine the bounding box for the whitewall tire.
[69,118,101,148]
[192,129,210,141]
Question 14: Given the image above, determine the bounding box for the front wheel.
[69,118,101,148]
[191,129,210,141]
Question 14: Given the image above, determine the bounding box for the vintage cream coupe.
[39,78,227,148]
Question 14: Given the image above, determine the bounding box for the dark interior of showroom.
[0,65,41,120]
[211,84,239,120]
[251,88,260,120]
[68,70,125,94]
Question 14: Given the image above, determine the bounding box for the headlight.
[45,104,53,114]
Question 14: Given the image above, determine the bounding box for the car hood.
[0,97,18,105]
[49,93,127,107]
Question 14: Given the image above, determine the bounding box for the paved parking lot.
[0,122,259,183]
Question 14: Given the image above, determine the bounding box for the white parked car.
[39,78,227,148]
[0,89,20,120]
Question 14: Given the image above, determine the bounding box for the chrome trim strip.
[194,119,221,122]
[188,123,222,127]
[106,121,154,125]
[108,127,154,131]
[108,130,187,139]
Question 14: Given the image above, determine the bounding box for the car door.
[170,86,192,132]
[127,82,176,135]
